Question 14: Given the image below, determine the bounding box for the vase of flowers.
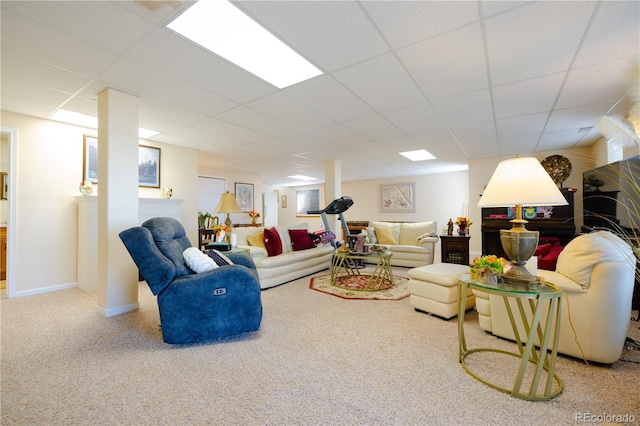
[455,217,472,236]
[248,209,261,225]
[470,255,507,284]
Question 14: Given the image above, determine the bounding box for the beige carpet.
[2,265,639,425]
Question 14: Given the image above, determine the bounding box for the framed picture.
[138,145,161,188]
[381,182,416,213]
[83,135,98,183]
[235,182,254,212]
[1,172,7,200]
[281,195,287,208]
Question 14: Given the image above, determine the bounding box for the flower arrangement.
[470,255,507,283]
[248,210,261,219]
[211,224,230,241]
[455,217,472,227]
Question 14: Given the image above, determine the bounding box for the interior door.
[263,192,278,227]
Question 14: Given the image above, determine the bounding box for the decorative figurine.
[447,218,454,236]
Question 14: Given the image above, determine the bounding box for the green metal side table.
[457,273,563,401]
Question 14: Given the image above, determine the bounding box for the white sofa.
[474,231,636,364]
[232,224,334,289]
[363,221,439,267]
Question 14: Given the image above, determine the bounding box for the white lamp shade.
[478,157,568,207]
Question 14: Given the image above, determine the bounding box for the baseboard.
[14,282,77,298]
[95,302,140,317]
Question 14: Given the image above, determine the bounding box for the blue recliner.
[119,217,262,344]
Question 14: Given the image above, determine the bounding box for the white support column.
[96,88,140,317]
[324,159,342,239]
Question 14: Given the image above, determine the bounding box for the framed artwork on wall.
[381,182,416,213]
[1,172,7,200]
[235,182,254,212]
[138,145,161,188]
[82,136,161,188]
[296,188,320,216]
[82,135,98,184]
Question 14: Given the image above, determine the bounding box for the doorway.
[1,127,17,298]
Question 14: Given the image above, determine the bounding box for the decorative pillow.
[313,230,336,245]
[375,226,396,245]
[247,231,267,250]
[534,243,552,257]
[263,227,283,257]
[183,247,217,273]
[289,229,316,251]
[366,227,377,244]
[205,249,234,267]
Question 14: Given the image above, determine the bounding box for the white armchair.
[474,231,636,364]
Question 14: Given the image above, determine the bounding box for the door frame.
[1,127,17,298]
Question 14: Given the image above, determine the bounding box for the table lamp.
[214,190,242,242]
[477,156,568,284]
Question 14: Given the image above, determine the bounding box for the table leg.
[458,280,469,360]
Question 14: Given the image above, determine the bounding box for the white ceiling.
[1,1,638,186]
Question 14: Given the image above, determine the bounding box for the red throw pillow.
[263,227,283,257]
[288,229,316,251]
[534,243,552,257]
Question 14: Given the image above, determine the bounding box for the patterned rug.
[309,274,409,300]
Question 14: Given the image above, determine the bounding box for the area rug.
[309,274,409,300]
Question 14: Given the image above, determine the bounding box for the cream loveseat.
[474,231,636,364]
[363,221,439,267]
[232,224,334,289]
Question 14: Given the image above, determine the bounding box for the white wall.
[197,165,264,228]
[1,110,198,296]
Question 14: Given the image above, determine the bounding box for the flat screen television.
[582,154,640,233]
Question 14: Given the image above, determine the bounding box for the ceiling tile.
[2,1,153,53]
[215,105,292,137]
[1,9,118,77]
[496,112,549,139]
[342,114,404,141]
[545,102,617,133]
[246,92,334,130]
[556,59,632,110]
[573,1,640,68]
[493,72,565,119]
[334,53,425,112]
[485,1,596,85]
[283,75,375,122]
[431,89,494,125]
[398,23,488,100]
[362,1,479,48]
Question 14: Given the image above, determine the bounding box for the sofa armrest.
[418,236,439,246]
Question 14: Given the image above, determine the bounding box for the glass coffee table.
[457,274,563,401]
[330,250,393,291]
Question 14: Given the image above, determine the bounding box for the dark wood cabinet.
[441,235,470,265]
[481,189,576,258]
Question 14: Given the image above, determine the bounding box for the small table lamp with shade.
[477,156,568,284]
[214,191,243,243]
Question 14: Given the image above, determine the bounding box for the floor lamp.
[214,191,242,243]
[477,156,568,284]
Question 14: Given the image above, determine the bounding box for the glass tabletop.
[459,273,560,295]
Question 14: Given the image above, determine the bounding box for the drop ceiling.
[1,1,638,186]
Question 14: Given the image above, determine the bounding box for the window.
[296,189,320,215]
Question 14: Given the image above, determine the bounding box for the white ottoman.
[407,263,474,319]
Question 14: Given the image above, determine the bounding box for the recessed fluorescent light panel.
[399,149,436,161]
[288,175,317,181]
[167,0,322,88]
